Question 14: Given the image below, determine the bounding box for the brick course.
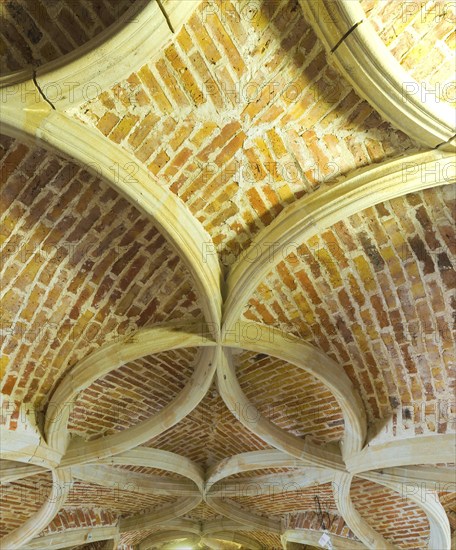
[361,0,455,106]
[0,0,136,73]
[0,137,201,409]
[0,472,52,537]
[236,351,345,443]
[1,0,454,546]
[351,478,431,549]
[74,0,416,266]
[233,483,337,517]
[145,386,272,469]
[244,186,455,438]
[67,348,198,440]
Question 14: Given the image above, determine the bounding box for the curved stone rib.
[0,99,222,336]
[159,517,201,533]
[282,528,366,549]
[206,496,282,533]
[139,531,201,550]
[45,322,214,455]
[224,150,455,331]
[0,427,61,469]
[0,460,46,483]
[365,466,456,490]
[224,322,366,459]
[299,0,456,149]
[71,464,201,496]
[208,470,335,498]
[61,345,217,466]
[0,1,199,111]
[22,526,119,550]
[0,467,72,550]
[202,519,256,535]
[217,347,344,470]
[333,472,397,549]
[347,434,456,474]
[119,496,202,532]
[203,532,262,550]
[362,473,451,550]
[207,450,314,486]
[97,447,205,492]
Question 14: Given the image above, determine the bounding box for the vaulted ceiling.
[0,1,455,549]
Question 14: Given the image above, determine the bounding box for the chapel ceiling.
[0,0,455,549]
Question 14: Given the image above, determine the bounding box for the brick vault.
[0,1,455,549]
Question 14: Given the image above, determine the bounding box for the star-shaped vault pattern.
[0,0,455,549]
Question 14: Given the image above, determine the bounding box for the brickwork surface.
[236,351,345,443]
[441,492,456,532]
[229,467,302,479]
[67,348,198,440]
[361,0,455,106]
[120,528,162,548]
[74,0,417,266]
[288,510,357,540]
[351,478,430,548]
[244,186,456,438]
[41,508,118,535]
[65,481,176,516]
[233,482,337,516]
[184,501,221,521]
[0,136,201,410]
[0,472,52,536]
[1,0,454,547]
[0,0,137,72]
[112,465,188,480]
[145,386,272,468]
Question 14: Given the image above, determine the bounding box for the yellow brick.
[96,112,119,136]
[0,355,9,379]
[277,184,293,202]
[354,256,376,292]
[191,122,218,148]
[411,281,426,300]
[380,246,396,261]
[307,235,319,248]
[109,114,139,143]
[318,248,343,288]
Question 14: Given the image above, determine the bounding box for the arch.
[60,345,217,466]
[223,150,455,331]
[205,496,282,533]
[45,322,215,455]
[208,470,335,498]
[362,473,451,550]
[21,526,118,550]
[202,532,262,550]
[139,531,201,550]
[207,450,313,486]
[0,468,72,550]
[97,447,205,492]
[222,323,366,460]
[216,346,344,470]
[332,472,397,549]
[118,496,202,532]
[299,0,456,149]
[0,461,45,483]
[70,464,200,496]
[0,1,199,110]
[282,528,366,549]
[0,98,222,334]
[347,434,456,473]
